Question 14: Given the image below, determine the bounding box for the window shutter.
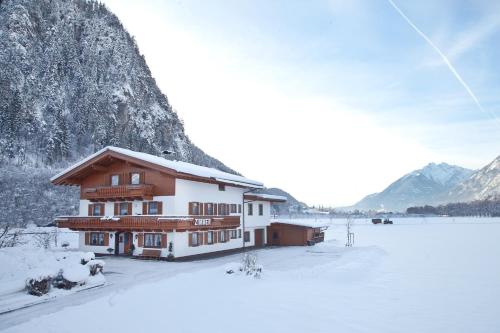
[140,171,145,184]
[199,202,204,215]
[238,204,242,214]
[188,202,193,215]
[198,232,203,246]
[157,201,163,215]
[218,203,222,215]
[204,203,209,216]
[127,202,132,215]
[121,173,126,185]
[214,231,218,243]
[143,202,148,215]
[100,204,105,216]
[104,233,109,246]
[88,204,92,216]
[106,175,111,186]
[114,203,119,215]
[138,233,144,247]
[188,233,192,247]
[225,230,230,242]
[204,232,208,244]
[85,232,90,245]
[161,234,167,248]
[214,203,218,215]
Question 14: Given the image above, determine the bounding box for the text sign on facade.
[194,218,211,226]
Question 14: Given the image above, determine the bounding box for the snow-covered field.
[1,217,500,333]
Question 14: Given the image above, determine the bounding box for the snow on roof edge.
[270,219,330,228]
[244,193,287,201]
[51,146,264,187]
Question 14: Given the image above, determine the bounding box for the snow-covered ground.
[1,217,500,333]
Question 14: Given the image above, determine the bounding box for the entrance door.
[118,233,125,254]
[123,232,132,254]
[254,228,264,247]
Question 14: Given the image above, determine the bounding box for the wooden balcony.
[56,215,241,232]
[82,184,154,201]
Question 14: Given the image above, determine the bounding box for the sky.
[101,0,500,207]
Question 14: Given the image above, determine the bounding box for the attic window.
[130,173,140,185]
[111,174,119,186]
[218,184,225,191]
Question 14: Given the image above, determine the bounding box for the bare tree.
[0,225,24,248]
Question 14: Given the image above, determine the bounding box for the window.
[191,202,200,215]
[93,204,102,216]
[120,202,129,215]
[238,229,242,238]
[230,230,237,239]
[218,184,225,191]
[244,231,250,242]
[219,204,227,215]
[148,202,158,215]
[111,174,119,186]
[130,172,140,185]
[190,233,199,247]
[207,231,213,245]
[259,203,264,216]
[144,233,162,248]
[90,232,105,246]
[248,203,253,216]
[206,203,214,215]
[238,204,242,214]
[230,204,237,214]
[219,230,225,242]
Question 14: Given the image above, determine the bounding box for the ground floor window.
[230,230,237,239]
[207,231,213,244]
[190,233,200,247]
[219,230,226,242]
[90,232,105,246]
[244,231,250,242]
[144,233,162,248]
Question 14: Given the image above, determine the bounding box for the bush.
[166,253,175,262]
[26,273,52,296]
[86,259,105,276]
[61,241,70,249]
[52,270,78,290]
[80,252,95,265]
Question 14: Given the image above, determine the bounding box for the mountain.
[445,155,500,202]
[256,188,308,215]
[351,163,475,212]
[0,0,239,225]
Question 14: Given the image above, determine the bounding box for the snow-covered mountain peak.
[412,162,473,186]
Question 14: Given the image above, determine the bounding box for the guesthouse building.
[51,146,286,259]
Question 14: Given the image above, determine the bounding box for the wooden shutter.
[138,233,144,247]
[204,203,209,216]
[204,232,208,244]
[127,202,132,215]
[218,204,222,216]
[103,232,109,246]
[213,231,218,243]
[188,233,192,247]
[143,202,148,215]
[161,234,167,248]
[199,202,204,215]
[85,232,90,245]
[140,171,145,184]
[100,204,105,216]
[114,203,119,215]
[157,201,163,215]
[88,204,93,216]
[238,204,242,213]
[188,202,193,215]
[213,203,218,215]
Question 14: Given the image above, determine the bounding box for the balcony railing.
[82,184,154,201]
[56,215,241,231]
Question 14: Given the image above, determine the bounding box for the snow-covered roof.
[51,146,264,188]
[270,219,330,228]
[244,193,287,202]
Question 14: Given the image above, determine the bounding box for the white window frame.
[111,174,119,186]
[130,172,140,185]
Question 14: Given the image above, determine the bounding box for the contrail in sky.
[387,0,500,127]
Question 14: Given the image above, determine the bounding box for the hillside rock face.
[352,163,474,212]
[445,156,500,202]
[0,0,236,225]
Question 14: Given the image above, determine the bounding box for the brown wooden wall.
[266,223,312,246]
[80,160,175,197]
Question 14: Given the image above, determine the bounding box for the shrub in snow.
[26,272,52,296]
[33,232,54,249]
[52,270,77,290]
[241,253,263,279]
[61,241,70,249]
[86,259,105,276]
[166,253,175,262]
[106,247,114,254]
[80,252,95,265]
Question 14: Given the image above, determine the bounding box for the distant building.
[51,146,286,259]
